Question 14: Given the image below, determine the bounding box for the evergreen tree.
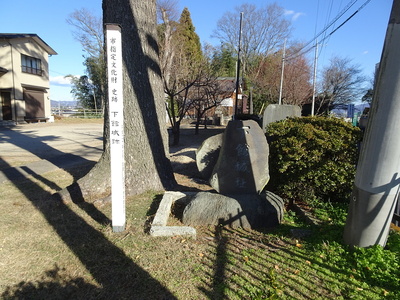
[158,5,204,145]
[176,7,202,67]
[65,75,95,109]
[84,55,106,110]
[211,43,236,77]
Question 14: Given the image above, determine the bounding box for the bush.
[266,116,362,204]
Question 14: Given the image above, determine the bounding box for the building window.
[21,54,42,76]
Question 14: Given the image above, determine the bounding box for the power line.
[49,69,68,76]
[286,0,359,60]
[318,0,337,61]
[286,0,372,61]
[323,0,372,40]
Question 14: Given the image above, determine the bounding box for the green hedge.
[266,116,362,204]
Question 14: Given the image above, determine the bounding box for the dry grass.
[0,124,393,299]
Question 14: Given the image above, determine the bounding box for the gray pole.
[249,86,253,115]
[278,39,286,105]
[343,0,400,247]
[311,40,318,116]
[234,12,243,117]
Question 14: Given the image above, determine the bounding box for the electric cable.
[287,0,359,60]
[286,0,373,61]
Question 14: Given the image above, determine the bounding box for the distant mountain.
[51,100,78,108]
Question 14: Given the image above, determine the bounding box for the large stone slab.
[262,104,301,132]
[181,191,284,229]
[209,120,269,195]
[195,133,223,179]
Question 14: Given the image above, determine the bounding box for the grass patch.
[1,167,400,299]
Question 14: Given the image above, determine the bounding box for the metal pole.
[249,86,253,114]
[311,40,318,116]
[234,12,243,117]
[344,0,400,247]
[278,39,286,105]
[93,90,97,113]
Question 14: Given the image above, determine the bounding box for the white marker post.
[106,24,125,232]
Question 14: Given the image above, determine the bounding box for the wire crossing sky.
[286,0,374,61]
[1,0,392,101]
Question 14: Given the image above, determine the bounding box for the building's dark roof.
[0,33,57,55]
[216,77,236,92]
[216,77,244,95]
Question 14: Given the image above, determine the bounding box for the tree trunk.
[58,0,176,203]
[172,120,180,146]
[195,110,203,135]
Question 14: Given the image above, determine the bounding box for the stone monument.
[186,119,284,230]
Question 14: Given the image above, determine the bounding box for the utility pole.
[278,39,286,105]
[234,12,243,117]
[344,0,400,247]
[249,86,253,114]
[311,40,318,116]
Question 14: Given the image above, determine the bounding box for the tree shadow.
[0,123,175,298]
[1,264,101,300]
[2,2,182,297]
[0,127,97,181]
[196,219,384,299]
[0,154,176,299]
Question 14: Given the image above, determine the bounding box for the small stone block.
[152,195,173,226]
[152,191,188,226]
[150,225,196,238]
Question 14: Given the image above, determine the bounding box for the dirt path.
[169,125,225,192]
[0,120,224,190]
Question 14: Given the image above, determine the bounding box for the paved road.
[0,121,103,183]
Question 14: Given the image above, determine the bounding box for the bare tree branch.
[318,56,367,113]
[213,3,292,74]
[66,8,104,58]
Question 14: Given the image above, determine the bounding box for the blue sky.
[2,0,392,101]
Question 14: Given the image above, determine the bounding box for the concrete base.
[113,226,125,232]
[344,187,397,247]
[150,191,197,238]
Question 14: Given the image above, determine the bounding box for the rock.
[209,120,269,195]
[195,133,223,179]
[262,104,301,132]
[181,191,284,229]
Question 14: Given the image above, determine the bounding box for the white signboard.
[106,24,125,232]
[221,98,234,107]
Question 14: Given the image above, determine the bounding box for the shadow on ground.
[0,129,176,299]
